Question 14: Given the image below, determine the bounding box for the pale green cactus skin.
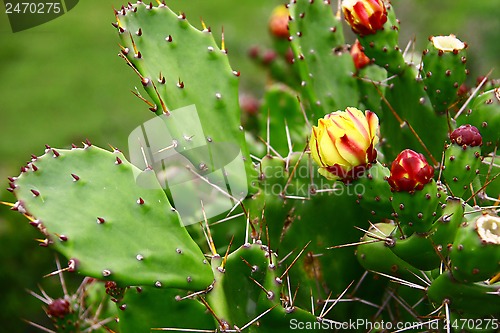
[6,0,500,332]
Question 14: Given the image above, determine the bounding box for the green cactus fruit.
[356,4,405,75]
[11,145,213,290]
[350,162,393,221]
[450,213,500,283]
[391,180,439,235]
[356,222,423,284]
[288,0,359,118]
[115,2,255,187]
[457,87,500,153]
[428,271,500,316]
[443,124,482,197]
[429,196,465,258]
[422,35,468,114]
[389,229,441,271]
[117,287,214,333]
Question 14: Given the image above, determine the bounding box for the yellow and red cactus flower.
[309,107,379,182]
[351,39,371,70]
[388,149,434,192]
[342,0,387,36]
[269,5,290,39]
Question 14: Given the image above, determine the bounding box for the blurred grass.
[0,0,498,331]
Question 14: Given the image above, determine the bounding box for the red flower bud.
[450,125,482,147]
[342,0,388,36]
[388,149,434,192]
[351,39,371,70]
[47,298,70,318]
[269,5,290,39]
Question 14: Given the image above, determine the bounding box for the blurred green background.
[0,0,498,331]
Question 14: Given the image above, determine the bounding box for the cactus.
[4,0,500,332]
[421,35,468,114]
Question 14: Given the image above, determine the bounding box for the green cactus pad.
[380,66,448,161]
[428,271,500,316]
[350,162,392,221]
[421,35,467,114]
[115,1,255,186]
[117,287,214,333]
[288,0,358,118]
[356,222,423,284]
[357,5,404,75]
[429,196,465,258]
[356,64,387,114]
[450,213,500,283]
[391,180,439,235]
[12,146,213,290]
[457,88,500,153]
[389,230,441,271]
[207,243,271,327]
[443,143,481,198]
[258,84,308,158]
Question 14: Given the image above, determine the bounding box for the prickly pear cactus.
[5,0,500,332]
